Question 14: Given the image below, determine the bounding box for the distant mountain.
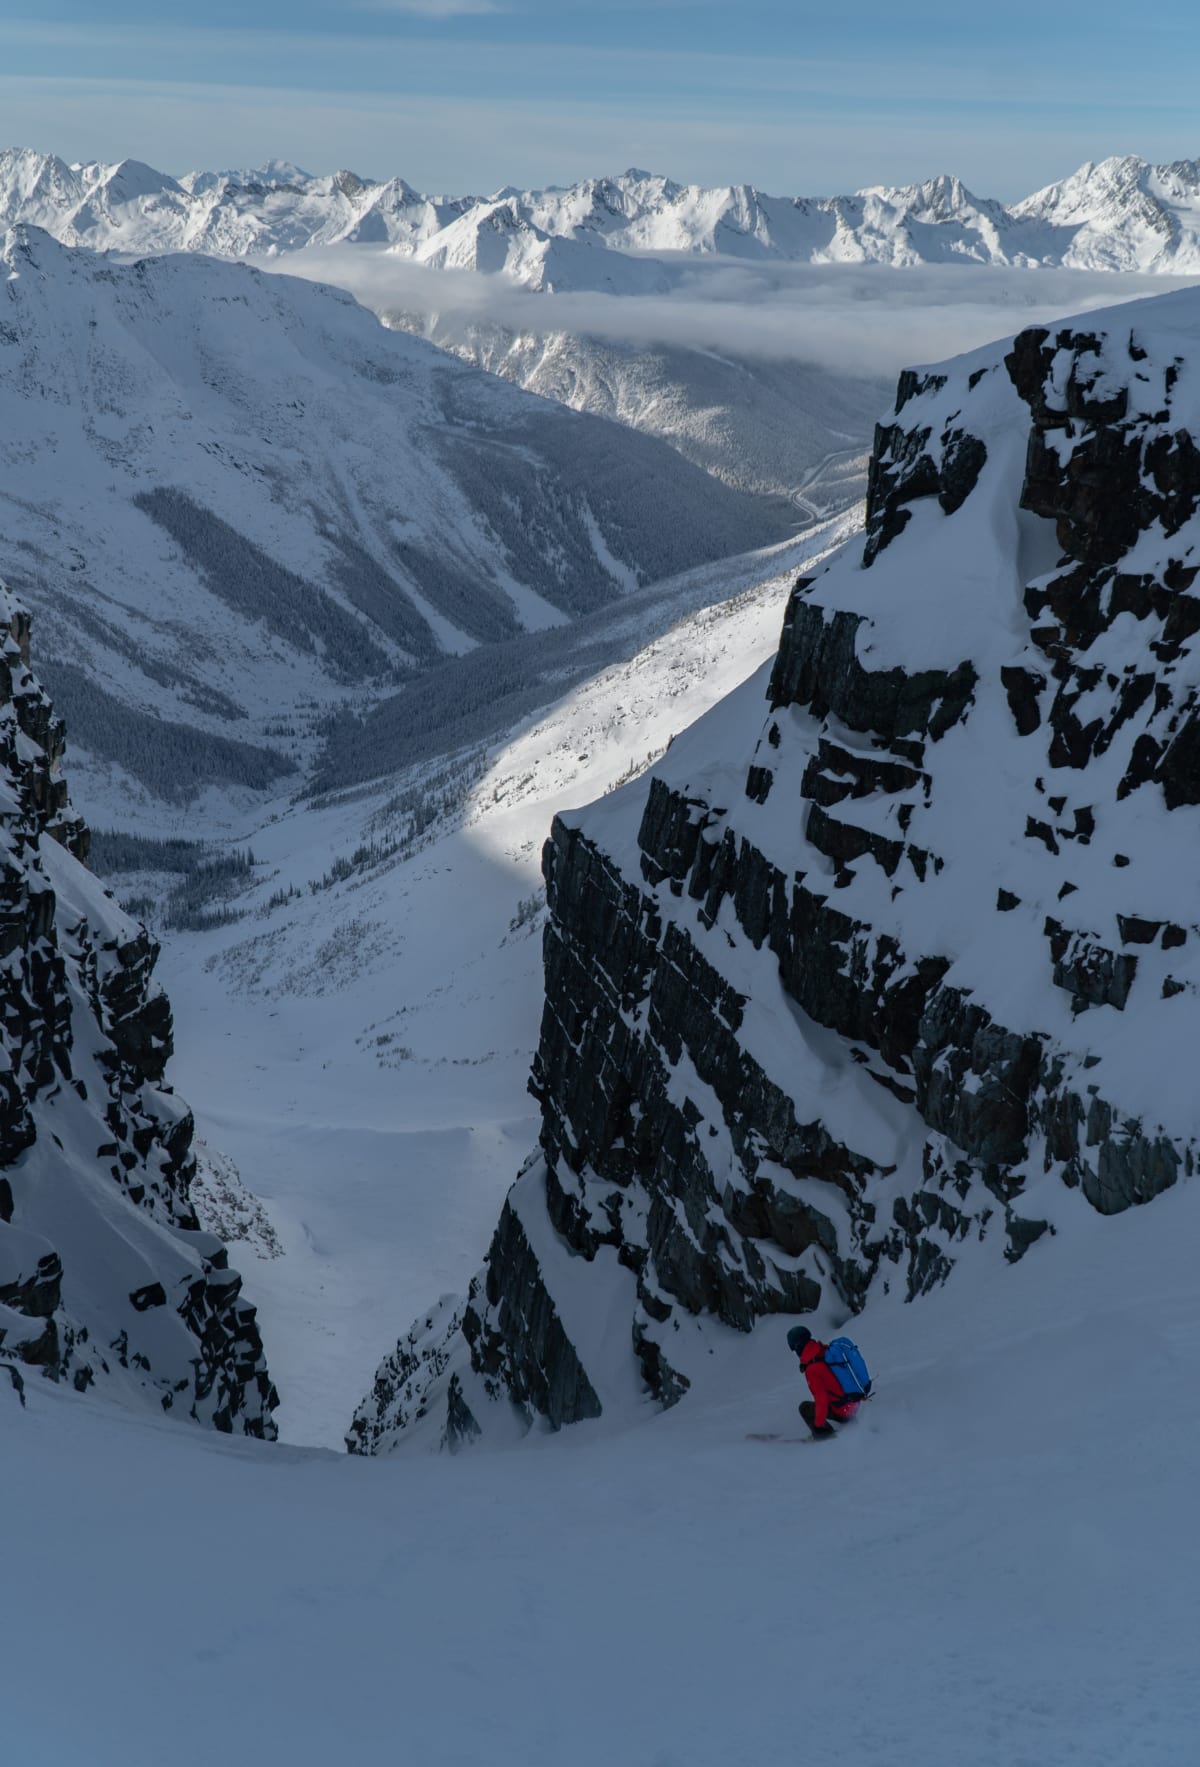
[17,147,1198,532]
[0,225,792,809]
[402,317,882,502]
[7,149,1200,278]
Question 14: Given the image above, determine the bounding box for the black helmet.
[786,1325,812,1353]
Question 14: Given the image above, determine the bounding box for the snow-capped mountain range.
[7,149,1200,282]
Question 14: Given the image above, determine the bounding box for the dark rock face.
[766,602,977,745]
[864,372,989,566]
[353,293,1200,1451]
[346,1295,468,1454]
[468,1193,603,1428]
[0,589,277,1435]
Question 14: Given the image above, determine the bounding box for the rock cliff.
[0,586,277,1433]
[352,285,1200,1450]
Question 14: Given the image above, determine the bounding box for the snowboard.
[745,1431,824,1444]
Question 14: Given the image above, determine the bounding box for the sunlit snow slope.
[392,315,884,503]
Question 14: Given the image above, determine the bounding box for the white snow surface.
[7,1165,1200,1766]
[384,310,885,502]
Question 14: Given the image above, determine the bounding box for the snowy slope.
[411,196,675,293]
[6,1166,1200,1767]
[11,148,1200,275]
[0,224,792,811]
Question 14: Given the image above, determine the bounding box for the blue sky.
[2,2,1199,196]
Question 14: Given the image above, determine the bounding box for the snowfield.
[8,1168,1200,1767]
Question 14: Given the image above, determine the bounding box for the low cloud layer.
[255,246,1196,381]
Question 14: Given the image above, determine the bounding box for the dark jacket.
[799,1339,859,1429]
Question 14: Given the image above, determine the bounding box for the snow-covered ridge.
[8,148,1200,281]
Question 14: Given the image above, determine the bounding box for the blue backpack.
[822,1337,872,1400]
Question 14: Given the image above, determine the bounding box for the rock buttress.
[0,588,278,1434]
[354,292,1200,1448]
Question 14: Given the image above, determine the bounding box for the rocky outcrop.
[353,288,1200,1450]
[0,587,277,1433]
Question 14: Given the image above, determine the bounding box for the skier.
[787,1324,866,1439]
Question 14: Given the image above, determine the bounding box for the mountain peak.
[246,156,312,184]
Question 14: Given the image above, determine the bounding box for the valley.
[129,523,853,1444]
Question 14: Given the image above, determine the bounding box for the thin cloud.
[352,1,503,13]
[0,23,1190,118]
[256,246,1197,381]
